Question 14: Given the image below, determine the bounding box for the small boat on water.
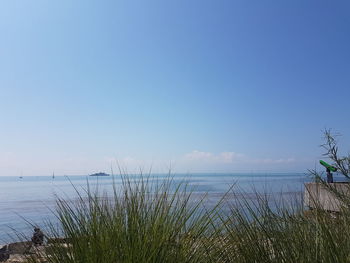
[89,172,110,177]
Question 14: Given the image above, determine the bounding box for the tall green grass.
[218,192,350,262]
[27,174,350,263]
[30,175,219,263]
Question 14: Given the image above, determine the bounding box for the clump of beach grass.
[28,175,219,263]
[215,191,350,263]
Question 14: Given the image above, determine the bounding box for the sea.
[0,172,337,243]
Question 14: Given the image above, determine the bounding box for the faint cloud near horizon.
[183,150,245,163]
[182,150,296,168]
[176,150,299,173]
[183,150,295,164]
[251,157,295,164]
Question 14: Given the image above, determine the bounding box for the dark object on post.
[326,168,333,183]
[320,160,337,183]
[31,227,44,246]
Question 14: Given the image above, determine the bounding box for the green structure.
[320,160,337,183]
[320,160,337,172]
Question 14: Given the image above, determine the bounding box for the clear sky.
[0,0,349,176]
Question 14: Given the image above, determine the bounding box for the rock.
[0,245,9,262]
[0,241,51,263]
[2,229,46,262]
[0,246,7,253]
[5,254,27,263]
[7,242,31,255]
[0,254,9,262]
[0,242,33,262]
[28,245,46,256]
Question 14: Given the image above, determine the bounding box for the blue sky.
[0,0,349,176]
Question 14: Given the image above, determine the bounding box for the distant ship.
[89,172,110,177]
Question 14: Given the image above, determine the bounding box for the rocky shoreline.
[0,241,49,263]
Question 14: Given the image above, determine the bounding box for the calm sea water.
[0,173,317,243]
